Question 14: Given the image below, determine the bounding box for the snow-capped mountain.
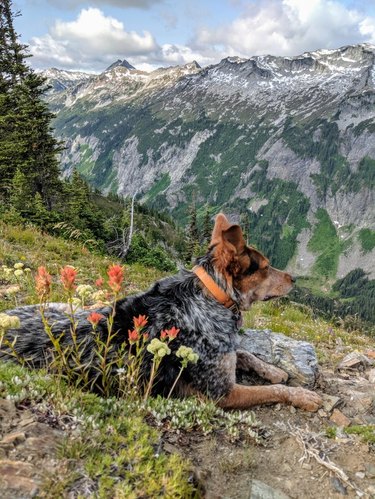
[45,44,375,278]
[42,68,93,93]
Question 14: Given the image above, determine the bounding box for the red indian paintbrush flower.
[35,266,52,299]
[128,329,140,343]
[60,266,77,291]
[160,326,180,341]
[107,264,124,293]
[133,315,148,329]
[95,277,104,288]
[87,311,105,326]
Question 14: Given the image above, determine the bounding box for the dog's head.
[209,213,295,310]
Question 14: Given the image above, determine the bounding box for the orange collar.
[192,266,235,309]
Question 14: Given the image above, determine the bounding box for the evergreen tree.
[0,0,62,209]
[185,202,199,262]
[202,206,212,244]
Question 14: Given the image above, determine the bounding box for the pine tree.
[185,202,199,262]
[0,0,62,209]
[202,205,212,244]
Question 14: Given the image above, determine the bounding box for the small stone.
[355,472,365,479]
[337,353,371,371]
[365,463,375,478]
[322,395,341,413]
[365,350,375,359]
[368,369,375,383]
[331,477,347,495]
[366,485,375,495]
[301,463,312,470]
[330,409,351,427]
[19,417,35,427]
[289,406,296,414]
[1,432,26,445]
[250,479,291,499]
[318,409,327,418]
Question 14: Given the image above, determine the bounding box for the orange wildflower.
[95,277,104,288]
[87,311,105,326]
[107,264,124,293]
[60,266,77,291]
[161,326,180,341]
[128,329,140,343]
[133,315,148,329]
[35,266,52,299]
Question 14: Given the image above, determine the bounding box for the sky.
[13,0,375,73]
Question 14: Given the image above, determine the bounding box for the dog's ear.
[211,213,246,253]
[210,213,231,246]
[222,225,246,253]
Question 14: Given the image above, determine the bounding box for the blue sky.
[13,0,375,72]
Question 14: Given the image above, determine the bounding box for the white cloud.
[195,0,375,58]
[30,8,158,70]
[28,1,375,72]
[47,0,163,9]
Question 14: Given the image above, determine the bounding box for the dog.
[0,213,322,411]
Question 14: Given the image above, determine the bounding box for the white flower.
[176,346,199,364]
[14,262,24,269]
[14,269,24,277]
[147,338,171,358]
[0,313,21,330]
[76,284,93,299]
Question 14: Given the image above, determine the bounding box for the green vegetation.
[345,425,375,444]
[358,228,375,253]
[282,117,351,198]
[243,161,310,269]
[244,299,373,361]
[0,362,196,498]
[308,208,342,278]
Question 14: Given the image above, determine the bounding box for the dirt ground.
[164,360,375,499]
[0,355,374,498]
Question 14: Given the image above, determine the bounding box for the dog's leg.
[236,350,288,384]
[218,383,322,412]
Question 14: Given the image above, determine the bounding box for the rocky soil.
[0,338,374,498]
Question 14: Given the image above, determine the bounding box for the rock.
[0,460,38,498]
[331,477,348,495]
[365,463,375,478]
[249,479,291,499]
[322,394,341,413]
[355,472,365,479]
[368,369,375,383]
[0,432,26,446]
[330,409,351,427]
[337,353,372,371]
[236,329,319,388]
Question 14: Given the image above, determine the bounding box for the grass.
[0,362,196,498]
[243,299,373,362]
[0,222,264,496]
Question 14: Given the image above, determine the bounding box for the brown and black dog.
[1,213,322,411]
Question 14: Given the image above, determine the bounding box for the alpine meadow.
[0,0,375,497]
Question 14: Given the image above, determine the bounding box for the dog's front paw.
[288,387,323,412]
[262,364,288,384]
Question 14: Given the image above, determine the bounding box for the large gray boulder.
[236,329,319,388]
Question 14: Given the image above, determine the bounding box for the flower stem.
[167,366,184,400]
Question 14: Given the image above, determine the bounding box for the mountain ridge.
[42,43,375,279]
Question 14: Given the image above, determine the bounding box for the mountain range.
[43,44,375,280]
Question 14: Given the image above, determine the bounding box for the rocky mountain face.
[43,44,375,279]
